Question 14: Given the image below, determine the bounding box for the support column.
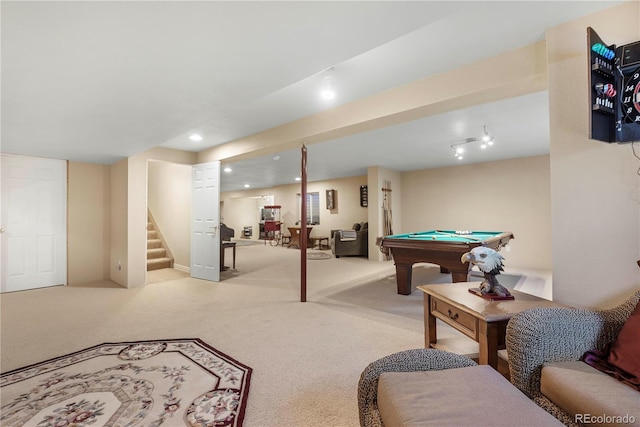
[300,145,307,302]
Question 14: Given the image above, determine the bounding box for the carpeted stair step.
[147,247,167,259]
[147,239,162,249]
[146,213,173,271]
[146,257,172,271]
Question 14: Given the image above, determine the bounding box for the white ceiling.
[1,1,623,192]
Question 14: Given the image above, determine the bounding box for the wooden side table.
[287,226,313,249]
[418,283,566,369]
[311,236,329,250]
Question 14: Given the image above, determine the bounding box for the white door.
[1,154,67,292]
[191,161,220,281]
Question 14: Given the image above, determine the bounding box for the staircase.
[146,216,174,271]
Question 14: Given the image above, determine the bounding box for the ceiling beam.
[197,41,547,164]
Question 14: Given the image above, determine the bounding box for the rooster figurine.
[460,246,512,298]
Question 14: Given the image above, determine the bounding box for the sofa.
[358,348,563,427]
[506,290,640,426]
[358,290,640,427]
[331,222,368,258]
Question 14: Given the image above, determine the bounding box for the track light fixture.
[451,126,495,160]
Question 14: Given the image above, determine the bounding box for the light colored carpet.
[0,245,549,426]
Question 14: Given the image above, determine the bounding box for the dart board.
[621,67,640,125]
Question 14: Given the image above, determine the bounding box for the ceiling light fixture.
[319,68,337,100]
[223,167,232,173]
[189,134,203,142]
[450,126,495,160]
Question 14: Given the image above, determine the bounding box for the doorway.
[146,160,221,282]
[147,160,192,274]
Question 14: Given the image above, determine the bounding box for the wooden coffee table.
[418,283,566,369]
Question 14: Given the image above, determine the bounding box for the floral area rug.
[306,251,332,260]
[0,338,252,427]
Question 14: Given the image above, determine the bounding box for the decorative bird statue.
[460,246,512,298]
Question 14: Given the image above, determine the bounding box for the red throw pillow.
[607,300,640,381]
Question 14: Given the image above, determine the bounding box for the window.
[297,192,320,225]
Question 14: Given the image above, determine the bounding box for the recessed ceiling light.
[273,155,280,160]
[223,167,232,173]
[189,134,203,141]
[244,184,250,188]
[295,177,301,181]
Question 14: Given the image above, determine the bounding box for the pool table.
[381,230,514,295]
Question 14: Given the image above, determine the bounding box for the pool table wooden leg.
[448,261,472,283]
[395,263,413,295]
[450,270,470,282]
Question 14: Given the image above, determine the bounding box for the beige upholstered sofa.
[506,290,640,426]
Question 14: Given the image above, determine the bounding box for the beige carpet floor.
[1,245,546,426]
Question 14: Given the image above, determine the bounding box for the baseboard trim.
[174,264,190,273]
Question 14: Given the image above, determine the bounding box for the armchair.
[331,222,368,258]
[506,290,640,425]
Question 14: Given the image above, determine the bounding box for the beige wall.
[69,155,551,286]
[223,195,264,240]
[547,2,640,307]
[221,156,551,270]
[402,155,551,270]
[110,158,128,286]
[221,175,368,242]
[147,161,192,269]
[67,162,110,284]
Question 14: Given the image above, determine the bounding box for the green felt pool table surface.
[386,230,506,243]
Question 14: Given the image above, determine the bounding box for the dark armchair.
[331,222,368,258]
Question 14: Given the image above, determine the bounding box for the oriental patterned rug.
[0,338,252,427]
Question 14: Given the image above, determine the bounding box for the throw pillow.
[607,300,640,381]
[582,299,640,391]
[353,223,361,231]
